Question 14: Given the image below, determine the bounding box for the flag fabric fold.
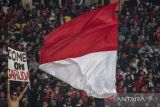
[39,3,118,98]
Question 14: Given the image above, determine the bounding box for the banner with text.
[8,47,29,82]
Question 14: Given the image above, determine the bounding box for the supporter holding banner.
[8,47,30,82]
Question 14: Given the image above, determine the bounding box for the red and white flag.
[39,3,118,98]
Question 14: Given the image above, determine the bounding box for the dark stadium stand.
[0,0,160,107]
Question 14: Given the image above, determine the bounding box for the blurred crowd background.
[0,0,160,107]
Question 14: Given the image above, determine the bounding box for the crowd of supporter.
[0,0,160,107]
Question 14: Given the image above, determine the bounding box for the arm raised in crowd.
[18,83,29,100]
[7,80,11,101]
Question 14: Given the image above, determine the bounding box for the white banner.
[8,47,29,82]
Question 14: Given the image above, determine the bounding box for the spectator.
[7,81,29,107]
[0,91,7,107]
[41,101,48,107]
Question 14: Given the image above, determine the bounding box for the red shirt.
[54,92,62,101]
[133,79,145,92]
[23,24,32,33]
[40,10,49,19]
[135,42,142,49]
[116,74,124,81]
[155,31,160,40]
[67,91,77,100]
[116,86,124,93]
[80,91,89,102]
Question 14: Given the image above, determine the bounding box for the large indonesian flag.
[40,3,118,98]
